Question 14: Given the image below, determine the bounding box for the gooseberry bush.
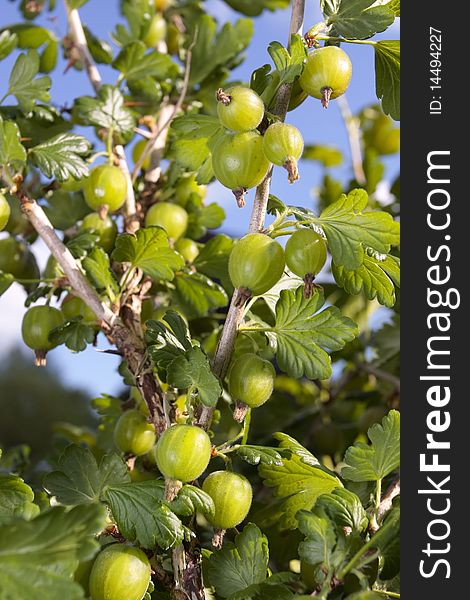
[0,1,400,599]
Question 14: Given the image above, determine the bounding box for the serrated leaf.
[170,113,222,173]
[175,272,228,318]
[315,189,400,269]
[112,227,183,282]
[83,247,119,297]
[189,16,254,86]
[265,287,358,380]
[7,50,51,112]
[104,480,185,549]
[44,444,130,505]
[66,231,98,259]
[0,474,36,524]
[170,485,215,518]
[28,133,90,181]
[342,410,400,482]
[83,26,113,64]
[303,145,343,167]
[113,40,178,81]
[167,347,221,407]
[259,435,341,529]
[0,117,27,167]
[0,504,106,600]
[146,318,189,375]
[321,0,395,39]
[234,445,292,466]
[316,488,368,532]
[0,272,14,297]
[332,253,400,307]
[376,506,400,579]
[374,40,400,120]
[194,234,233,287]
[267,35,307,86]
[372,315,399,368]
[206,524,269,598]
[0,30,18,61]
[73,84,135,137]
[297,511,336,567]
[49,317,96,352]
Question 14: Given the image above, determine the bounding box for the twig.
[358,363,400,392]
[196,0,306,430]
[337,95,366,185]
[377,476,400,522]
[132,33,197,182]
[18,191,115,325]
[65,4,138,232]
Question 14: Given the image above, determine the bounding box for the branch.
[337,95,366,186]
[377,476,400,522]
[358,363,400,392]
[66,4,138,233]
[19,191,115,326]
[197,0,306,430]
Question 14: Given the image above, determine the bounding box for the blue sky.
[0,1,400,397]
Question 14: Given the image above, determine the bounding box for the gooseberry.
[174,174,206,206]
[299,46,352,108]
[212,131,270,207]
[113,409,157,456]
[228,233,285,305]
[83,164,127,213]
[88,544,151,600]
[216,86,264,132]
[61,294,97,326]
[202,470,252,530]
[0,193,11,231]
[228,353,275,420]
[285,229,327,297]
[132,139,151,170]
[145,202,188,240]
[21,305,64,366]
[144,14,167,48]
[80,212,118,253]
[154,424,211,483]
[175,238,199,263]
[262,122,304,183]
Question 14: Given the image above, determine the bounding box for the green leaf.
[0,30,18,61]
[67,0,90,8]
[315,189,400,269]
[186,202,225,241]
[321,0,395,39]
[83,26,113,64]
[83,247,119,297]
[297,511,336,567]
[170,113,222,173]
[374,40,400,120]
[175,272,228,318]
[0,117,27,168]
[194,234,233,289]
[267,287,358,380]
[234,445,292,467]
[0,474,36,524]
[189,16,254,86]
[342,410,400,482]
[44,444,130,505]
[166,347,221,407]
[268,35,307,86]
[7,50,51,112]
[302,145,343,167]
[0,504,106,600]
[375,506,400,579]
[259,434,341,529]
[206,523,269,598]
[0,272,14,297]
[223,0,289,16]
[332,253,400,307]
[49,317,96,353]
[371,0,400,17]
[43,191,90,231]
[28,133,90,181]
[73,84,135,137]
[113,41,178,81]
[104,480,186,549]
[170,485,215,518]
[112,227,183,282]
[146,318,189,375]
[316,488,368,532]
